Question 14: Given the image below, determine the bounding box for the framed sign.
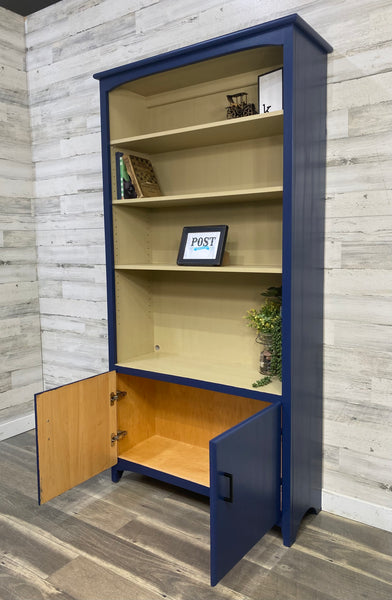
[258,68,283,114]
[177,225,228,266]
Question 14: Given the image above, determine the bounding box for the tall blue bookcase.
[35,14,332,585]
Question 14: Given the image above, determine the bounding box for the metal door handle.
[222,472,233,503]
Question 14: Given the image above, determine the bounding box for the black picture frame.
[177,225,228,266]
[258,67,283,114]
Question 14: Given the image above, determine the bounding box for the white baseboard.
[0,412,35,441]
[322,489,392,533]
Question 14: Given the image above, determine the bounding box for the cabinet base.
[112,458,210,497]
[111,466,124,483]
[281,505,321,546]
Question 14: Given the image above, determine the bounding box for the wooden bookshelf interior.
[108,45,284,394]
[115,374,272,488]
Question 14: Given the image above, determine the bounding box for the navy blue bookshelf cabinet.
[35,14,332,586]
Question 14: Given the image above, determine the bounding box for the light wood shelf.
[118,435,210,487]
[116,352,282,396]
[112,186,283,208]
[111,111,283,154]
[114,264,282,274]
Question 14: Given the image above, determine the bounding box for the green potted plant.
[245,286,282,387]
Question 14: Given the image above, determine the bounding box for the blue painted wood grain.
[210,402,281,585]
[281,27,329,546]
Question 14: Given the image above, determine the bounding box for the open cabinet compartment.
[35,372,279,501]
[35,372,281,585]
[114,270,282,393]
[112,199,283,266]
[109,46,284,140]
[111,123,283,198]
[114,374,277,490]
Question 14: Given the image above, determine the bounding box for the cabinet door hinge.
[110,390,127,405]
[111,430,127,446]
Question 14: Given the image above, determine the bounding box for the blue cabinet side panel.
[98,87,117,368]
[281,30,328,545]
[210,403,281,585]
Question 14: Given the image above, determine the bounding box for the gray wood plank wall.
[1,0,391,532]
[0,8,43,438]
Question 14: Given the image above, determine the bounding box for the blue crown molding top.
[93,13,332,86]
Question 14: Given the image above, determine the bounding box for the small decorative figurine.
[226,92,257,119]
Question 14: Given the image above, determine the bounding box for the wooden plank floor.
[0,431,391,600]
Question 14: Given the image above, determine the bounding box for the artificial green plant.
[245,286,282,387]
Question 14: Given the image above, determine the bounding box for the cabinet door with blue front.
[210,401,281,585]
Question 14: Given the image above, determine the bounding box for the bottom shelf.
[118,435,209,488]
[116,352,282,395]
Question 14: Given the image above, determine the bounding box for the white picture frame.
[258,68,283,114]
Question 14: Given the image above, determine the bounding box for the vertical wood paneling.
[13,0,392,530]
[0,7,43,437]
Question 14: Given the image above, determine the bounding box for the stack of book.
[116,152,162,199]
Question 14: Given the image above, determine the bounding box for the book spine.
[115,152,124,199]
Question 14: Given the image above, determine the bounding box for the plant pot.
[256,333,273,375]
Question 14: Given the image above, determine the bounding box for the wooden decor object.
[122,153,162,197]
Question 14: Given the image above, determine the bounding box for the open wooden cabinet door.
[35,371,118,504]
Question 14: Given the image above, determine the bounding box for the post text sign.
[177,225,228,266]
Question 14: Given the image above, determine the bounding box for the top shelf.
[111,111,283,154]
